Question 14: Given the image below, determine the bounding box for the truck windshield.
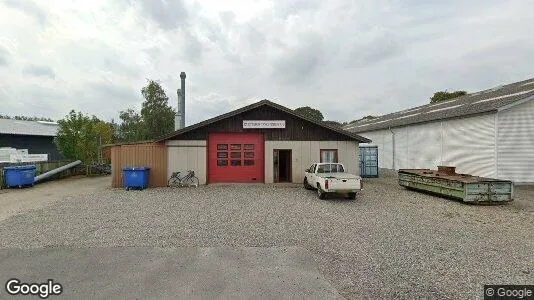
[317,164,344,173]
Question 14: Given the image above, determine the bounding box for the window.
[317,164,344,173]
[230,152,241,158]
[244,152,254,158]
[217,152,228,158]
[320,149,338,163]
[230,144,241,150]
[244,160,254,166]
[217,144,228,150]
[333,164,344,172]
[230,160,241,166]
[244,144,254,150]
[217,160,228,166]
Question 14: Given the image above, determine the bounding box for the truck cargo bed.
[398,167,513,204]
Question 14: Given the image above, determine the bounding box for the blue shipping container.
[123,167,150,190]
[359,146,379,178]
[4,165,36,188]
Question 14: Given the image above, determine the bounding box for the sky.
[1,0,533,125]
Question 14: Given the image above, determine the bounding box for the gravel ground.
[0,172,533,299]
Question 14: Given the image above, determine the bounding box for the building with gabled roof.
[0,119,63,161]
[343,77,534,183]
[109,100,370,187]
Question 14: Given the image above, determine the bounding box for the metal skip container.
[398,166,513,203]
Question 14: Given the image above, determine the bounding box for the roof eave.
[156,100,371,143]
[349,110,499,133]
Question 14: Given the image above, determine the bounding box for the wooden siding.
[170,105,355,141]
[111,143,167,188]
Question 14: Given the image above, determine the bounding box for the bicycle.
[167,170,199,187]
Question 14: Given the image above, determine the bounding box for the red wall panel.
[208,133,264,183]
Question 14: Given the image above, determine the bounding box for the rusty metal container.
[437,166,456,175]
[398,168,513,203]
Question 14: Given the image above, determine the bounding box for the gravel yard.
[0,172,533,299]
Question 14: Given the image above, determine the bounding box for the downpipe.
[389,126,395,170]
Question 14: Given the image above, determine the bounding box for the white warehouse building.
[344,77,534,184]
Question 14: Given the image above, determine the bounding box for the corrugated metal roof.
[0,119,58,136]
[344,77,534,133]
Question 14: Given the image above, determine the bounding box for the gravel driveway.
[0,172,533,299]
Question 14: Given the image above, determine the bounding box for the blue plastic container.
[123,167,150,190]
[3,165,36,188]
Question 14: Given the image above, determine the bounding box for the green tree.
[117,108,146,142]
[54,110,114,163]
[294,106,324,122]
[430,90,467,103]
[349,115,377,124]
[322,120,349,128]
[140,80,175,139]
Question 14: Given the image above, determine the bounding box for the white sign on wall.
[243,120,286,129]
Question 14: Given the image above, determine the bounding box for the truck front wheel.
[317,185,326,199]
[347,193,356,200]
[303,178,313,190]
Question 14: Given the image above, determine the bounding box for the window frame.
[320,149,338,163]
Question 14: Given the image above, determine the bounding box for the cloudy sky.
[1,0,533,125]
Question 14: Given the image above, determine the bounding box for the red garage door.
[208,133,264,183]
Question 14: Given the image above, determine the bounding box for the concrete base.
[0,247,343,299]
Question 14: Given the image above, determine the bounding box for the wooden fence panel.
[111,146,122,188]
[111,143,167,188]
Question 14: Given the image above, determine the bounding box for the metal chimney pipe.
[175,89,182,131]
[180,72,186,129]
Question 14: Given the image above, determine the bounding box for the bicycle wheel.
[191,176,199,187]
[167,176,181,187]
[182,176,199,187]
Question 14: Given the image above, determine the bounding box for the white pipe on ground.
[34,160,82,183]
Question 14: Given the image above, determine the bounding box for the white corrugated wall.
[357,113,497,178]
[406,121,441,169]
[497,98,534,183]
[441,114,496,177]
[166,140,207,184]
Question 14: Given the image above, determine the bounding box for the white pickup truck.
[303,163,362,199]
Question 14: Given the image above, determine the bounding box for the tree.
[140,80,175,139]
[430,90,467,103]
[54,110,114,164]
[322,120,348,128]
[294,106,324,122]
[94,120,116,146]
[349,115,377,124]
[117,108,146,142]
